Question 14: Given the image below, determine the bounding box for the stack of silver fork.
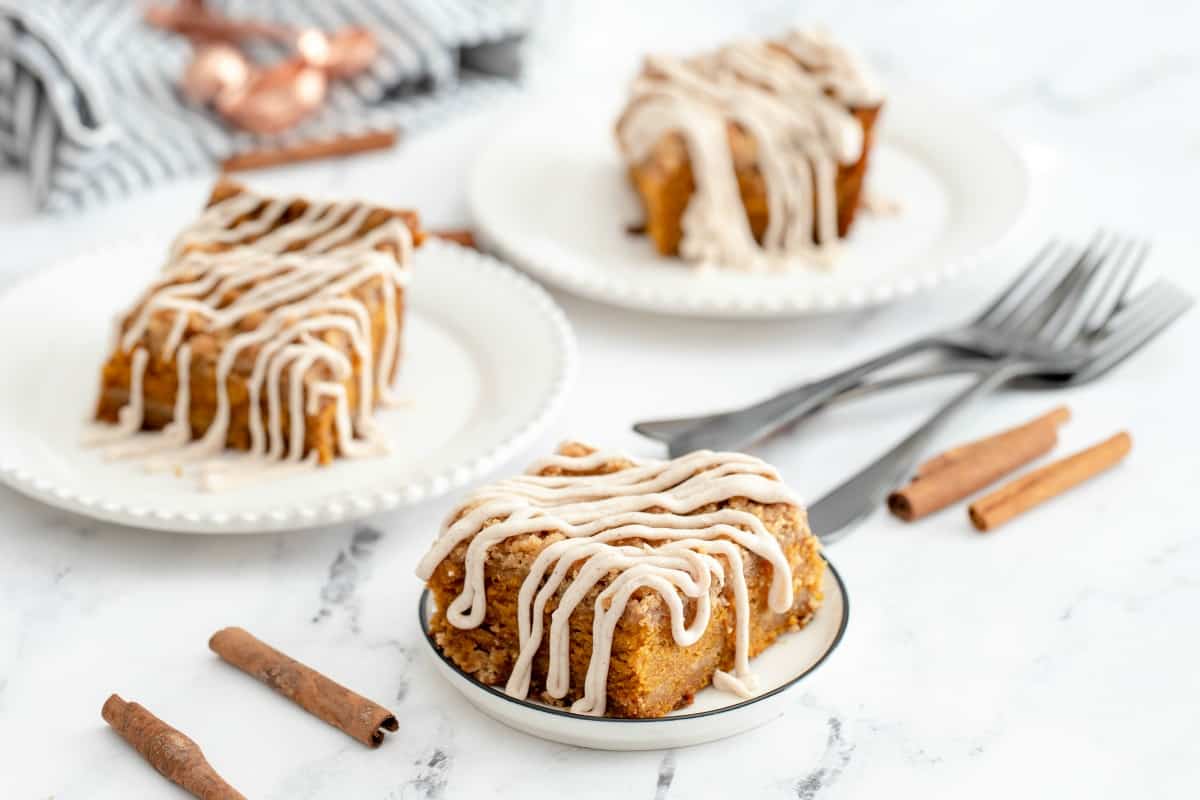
[634,234,1193,542]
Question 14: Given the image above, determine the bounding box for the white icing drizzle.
[88,188,414,489]
[616,27,880,272]
[416,448,806,716]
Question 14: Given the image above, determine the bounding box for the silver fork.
[809,276,1193,542]
[635,234,1149,455]
[700,292,1180,424]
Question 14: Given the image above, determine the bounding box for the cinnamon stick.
[916,406,1071,478]
[969,432,1132,532]
[888,406,1071,522]
[101,694,245,800]
[220,129,398,172]
[431,228,478,249]
[209,627,397,747]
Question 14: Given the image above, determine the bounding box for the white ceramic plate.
[420,558,848,750]
[470,85,1031,318]
[0,239,575,533]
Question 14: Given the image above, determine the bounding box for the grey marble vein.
[794,718,853,800]
[392,644,416,703]
[653,751,676,799]
[393,748,452,800]
[312,526,384,634]
[368,638,417,703]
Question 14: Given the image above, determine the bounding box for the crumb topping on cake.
[616,27,881,271]
[416,446,806,716]
[87,185,415,489]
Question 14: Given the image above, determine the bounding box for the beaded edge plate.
[419,556,848,750]
[0,238,576,533]
[470,84,1033,318]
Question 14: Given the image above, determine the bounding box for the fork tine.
[1085,239,1152,335]
[1097,280,1175,338]
[1000,233,1107,335]
[1093,280,1173,342]
[972,239,1060,326]
[1115,240,1152,309]
[1099,276,1172,331]
[1084,285,1193,376]
[1040,241,1118,344]
[988,244,1083,332]
[1042,234,1141,345]
[1079,236,1137,332]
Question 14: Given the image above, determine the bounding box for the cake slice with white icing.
[418,442,824,718]
[616,27,883,272]
[91,178,424,490]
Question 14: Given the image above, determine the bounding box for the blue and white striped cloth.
[0,0,531,212]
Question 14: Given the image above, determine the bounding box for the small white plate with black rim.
[419,557,848,750]
[0,238,575,533]
[470,84,1032,319]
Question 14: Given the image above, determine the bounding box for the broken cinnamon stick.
[209,627,397,747]
[101,694,245,800]
[969,431,1132,532]
[888,406,1071,522]
[431,228,477,249]
[220,129,398,172]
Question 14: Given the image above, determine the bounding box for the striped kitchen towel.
[0,0,532,213]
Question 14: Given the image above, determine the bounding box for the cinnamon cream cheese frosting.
[86,188,414,490]
[616,27,881,271]
[416,447,810,716]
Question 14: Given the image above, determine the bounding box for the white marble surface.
[2,1,1199,797]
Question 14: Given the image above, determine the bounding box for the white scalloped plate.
[0,238,575,533]
[420,557,848,750]
[470,85,1031,318]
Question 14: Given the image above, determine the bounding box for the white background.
[1,1,1198,797]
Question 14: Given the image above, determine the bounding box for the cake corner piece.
[91,180,424,485]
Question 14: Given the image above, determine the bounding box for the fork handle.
[807,360,1023,542]
[635,359,982,442]
[664,336,938,456]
